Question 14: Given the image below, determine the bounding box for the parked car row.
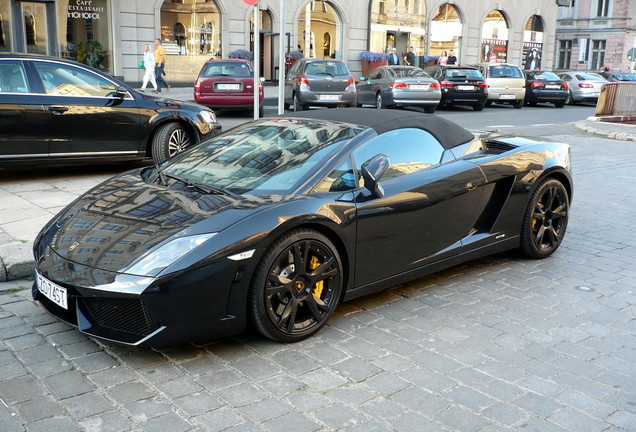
[279,59,629,114]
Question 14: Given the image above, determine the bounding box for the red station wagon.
[194,59,264,116]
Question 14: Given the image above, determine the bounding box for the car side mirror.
[113,86,128,98]
[361,154,389,198]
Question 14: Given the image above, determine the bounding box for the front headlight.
[125,233,217,277]
[199,110,217,125]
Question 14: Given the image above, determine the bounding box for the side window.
[33,62,118,97]
[368,69,382,80]
[353,128,444,182]
[0,61,29,93]
[314,157,356,193]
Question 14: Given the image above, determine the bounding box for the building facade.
[555,0,636,73]
[0,0,560,82]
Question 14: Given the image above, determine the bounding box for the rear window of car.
[488,65,523,78]
[575,73,606,81]
[201,62,252,78]
[304,61,350,76]
[389,68,431,79]
[532,72,560,80]
[445,69,483,80]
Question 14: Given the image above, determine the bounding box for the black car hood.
[43,170,276,273]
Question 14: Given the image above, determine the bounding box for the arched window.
[481,10,509,63]
[430,4,462,64]
[298,1,342,59]
[523,15,545,70]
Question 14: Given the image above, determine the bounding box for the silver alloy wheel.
[167,129,190,156]
[376,93,383,109]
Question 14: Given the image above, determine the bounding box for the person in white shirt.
[140,44,158,92]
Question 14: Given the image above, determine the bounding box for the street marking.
[486,125,515,128]
[529,123,557,127]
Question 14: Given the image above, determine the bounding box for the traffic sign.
[243,0,260,5]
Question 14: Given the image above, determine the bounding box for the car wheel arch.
[255,220,353,301]
[524,170,573,212]
[145,119,198,159]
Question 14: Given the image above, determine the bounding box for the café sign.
[68,0,105,20]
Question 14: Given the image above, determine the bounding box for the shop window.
[298,1,341,59]
[523,15,544,70]
[481,10,509,63]
[369,0,426,59]
[430,4,462,62]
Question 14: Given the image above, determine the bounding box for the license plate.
[36,272,68,310]
[319,95,340,101]
[216,83,241,91]
[409,84,430,90]
[457,85,474,91]
[499,94,516,99]
[545,85,560,89]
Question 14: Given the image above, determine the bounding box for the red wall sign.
[243,0,260,5]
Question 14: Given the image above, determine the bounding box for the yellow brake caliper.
[310,255,324,298]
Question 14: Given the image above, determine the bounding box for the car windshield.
[446,69,482,79]
[532,72,560,80]
[489,65,523,78]
[304,61,349,76]
[390,68,431,78]
[160,119,363,195]
[202,62,252,77]
[616,74,636,81]
[576,73,606,81]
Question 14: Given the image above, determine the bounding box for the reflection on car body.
[0,54,221,166]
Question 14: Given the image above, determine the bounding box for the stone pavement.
[0,128,635,431]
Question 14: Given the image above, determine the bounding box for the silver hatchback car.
[284,59,357,111]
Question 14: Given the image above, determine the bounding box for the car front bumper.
[33,244,250,347]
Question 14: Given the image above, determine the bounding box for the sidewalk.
[1,92,636,281]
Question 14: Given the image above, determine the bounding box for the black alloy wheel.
[151,122,192,163]
[520,178,569,259]
[249,229,343,342]
[424,105,437,114]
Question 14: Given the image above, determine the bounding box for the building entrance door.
[387,31,409,63]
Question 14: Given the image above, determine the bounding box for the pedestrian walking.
[140,44,158,92]
[154,38,170,93]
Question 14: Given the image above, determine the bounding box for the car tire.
[566,91,576,105]
[520,178,569,259]
[151,122,192,164]
[473,103,485,111]
[554,101,565,108]
[259,105,264,117]
[424,105,436,114]
[512,100,523,109]
[527,101,538,107]
[248,229,343,343]
[376,92,385,109]
[293,93,306,111]
[485,100,493,107]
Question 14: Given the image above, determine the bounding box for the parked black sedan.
[424,65,489,111]
[0,54,221,166]
[33,109,572,347]
[523,71,568,108]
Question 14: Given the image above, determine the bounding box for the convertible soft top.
[283,108,474,150]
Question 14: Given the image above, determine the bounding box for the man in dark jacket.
[388,47,400,65]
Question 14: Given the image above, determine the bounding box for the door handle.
[47,106,69,115]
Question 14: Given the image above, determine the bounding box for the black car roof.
[283,108,474,150]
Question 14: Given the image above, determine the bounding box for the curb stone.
[0,241,34,282]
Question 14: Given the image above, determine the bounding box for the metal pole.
[254,4,260,119]
[278,0,286,114]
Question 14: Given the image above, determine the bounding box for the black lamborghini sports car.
[33,109,572,347]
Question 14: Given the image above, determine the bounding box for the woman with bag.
[140,44,158,92]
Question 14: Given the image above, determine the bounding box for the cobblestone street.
[1,127,635,431]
